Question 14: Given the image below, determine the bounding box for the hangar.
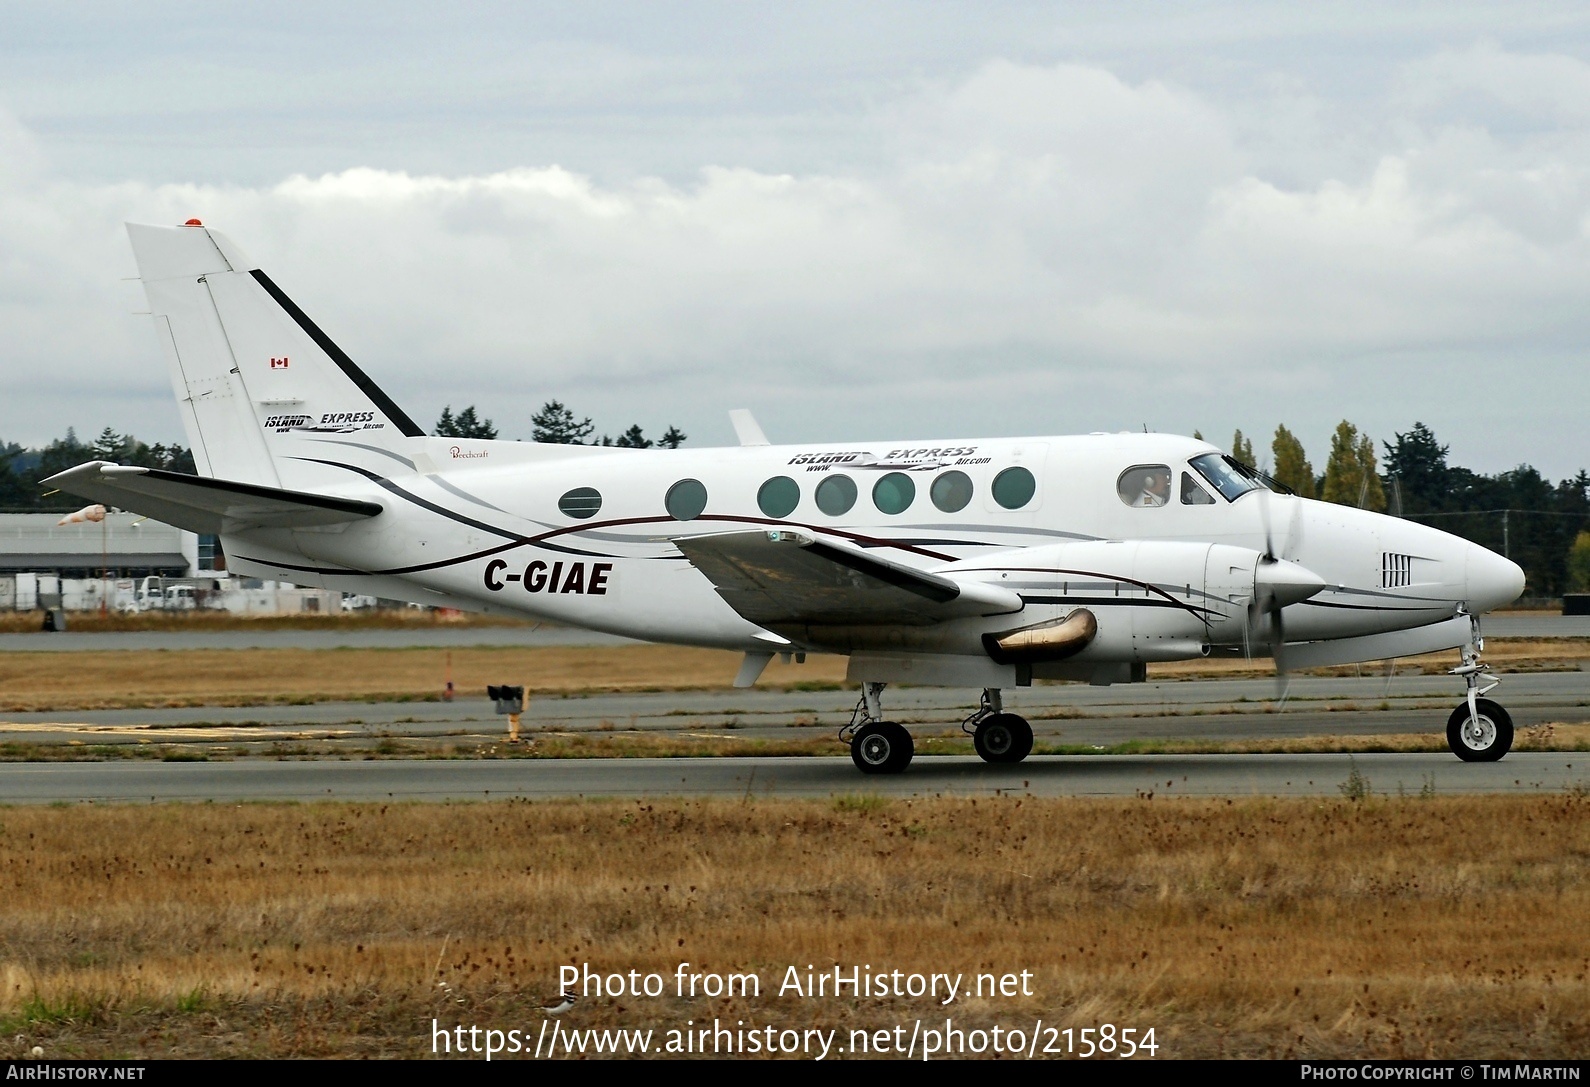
[0,512,200,579]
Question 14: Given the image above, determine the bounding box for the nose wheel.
[1446,613,1513,762]
[1447,698,1513,762]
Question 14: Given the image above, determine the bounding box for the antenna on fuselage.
[729,409,771,447]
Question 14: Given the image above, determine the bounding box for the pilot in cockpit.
[1134,468,1171,507]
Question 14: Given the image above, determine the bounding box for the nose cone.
[1256,557,1328,608]
[1465,544,1526,613]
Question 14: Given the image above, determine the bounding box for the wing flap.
[676,529,1022,627]
[43,461,383,534]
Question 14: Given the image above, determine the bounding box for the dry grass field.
[0,795,1585,1059]
[0,639,1586,713]
[0,645,847,712]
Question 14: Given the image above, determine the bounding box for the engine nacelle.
[944,540,1277,663]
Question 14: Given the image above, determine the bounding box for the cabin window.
[665,478,708,521]
[1180,472,1216,505]
[872,472,916,515]
[992,466,1037,510]
[815,474,857,516]
[930,470,974,513]
[1117,465,1172,508]
[557,487,603,520]
[757,476,800,519]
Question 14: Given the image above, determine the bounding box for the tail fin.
[127,221,424,488]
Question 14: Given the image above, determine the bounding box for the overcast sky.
[3,2,1589,478]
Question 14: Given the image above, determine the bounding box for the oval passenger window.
[991,467,1036,510]
[815,474,857,516]
[558,487,603,519]
[757,476,800,519]
[872,472,916,515]
[930,470,974,513]
[665,479,708,521]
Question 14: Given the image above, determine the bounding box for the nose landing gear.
[1447,613,1513,762]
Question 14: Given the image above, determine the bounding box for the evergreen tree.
[530,401,595,445]
[659,426,687,449]
[1271,425,1316,499]
[35,428,93,481]
[0,442,26,509]
[1321,421,1387,511]
[1382,423,1450,515]
[613,424,653,449]
[434,405,497,439]
[1231,430,1255,467]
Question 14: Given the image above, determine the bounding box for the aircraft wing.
[675,529,1022,627]
[43,461,383,534]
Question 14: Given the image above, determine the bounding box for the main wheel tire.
[974,712,1034,764]
[851,721,914,774]
[1446,698,1514,762]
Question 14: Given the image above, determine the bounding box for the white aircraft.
[48,221,1527,774]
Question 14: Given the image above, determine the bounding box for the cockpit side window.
[1117,465,1172,508]
[1180,472,1216,505]
[1189,452,1263,501]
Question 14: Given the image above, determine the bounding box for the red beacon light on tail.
[183,218,203,226]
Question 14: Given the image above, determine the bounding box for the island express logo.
[787,446,987,472]
[262,411,386,435]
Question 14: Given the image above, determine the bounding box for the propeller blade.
[1256,485,1275,560]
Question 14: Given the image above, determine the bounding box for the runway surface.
[4,671,1585,748]
[1,614,1583,803]
[1,752,1582,803]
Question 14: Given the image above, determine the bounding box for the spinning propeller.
[1243,484,1324,691]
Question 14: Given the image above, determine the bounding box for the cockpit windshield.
[1189,452,1266,502]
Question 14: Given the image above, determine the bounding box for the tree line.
[1208,420,1590,599]
[436,402,686,449]
[0,428,195,511]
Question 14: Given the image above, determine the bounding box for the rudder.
[128,221,423,489]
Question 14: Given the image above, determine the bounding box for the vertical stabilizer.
[127,221,424,488]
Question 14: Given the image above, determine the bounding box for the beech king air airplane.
[47,221,1527,774]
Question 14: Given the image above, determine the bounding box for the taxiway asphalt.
[3,670,1585,749]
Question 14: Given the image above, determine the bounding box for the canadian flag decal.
[270,357,289,369]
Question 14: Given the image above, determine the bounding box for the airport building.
[0,512,200,579]
[0,511,354,616]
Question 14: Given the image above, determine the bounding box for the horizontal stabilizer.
[676,529,1022,628]
[43,461,383,534]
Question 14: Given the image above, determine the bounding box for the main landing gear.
[963,688,1033,764]
[1446,613,1513,762]
[844,683,914,774]
[841,685,1034,774]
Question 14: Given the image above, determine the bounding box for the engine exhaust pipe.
[983,608,1098,665]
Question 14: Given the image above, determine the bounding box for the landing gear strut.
[1447,612,1513,762]
[842,682,914,774]
[963,689,1034,765]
